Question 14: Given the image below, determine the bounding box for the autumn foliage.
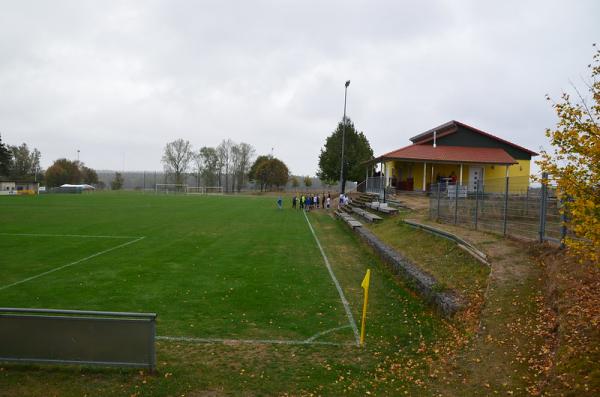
[538,45,600,264]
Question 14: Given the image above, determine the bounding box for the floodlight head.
[345,80,351,87]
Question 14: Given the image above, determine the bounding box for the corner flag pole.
[360,269,371,346]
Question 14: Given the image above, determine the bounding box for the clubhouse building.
[365,120,538,194]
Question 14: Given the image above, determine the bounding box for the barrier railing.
[0,308,157,370]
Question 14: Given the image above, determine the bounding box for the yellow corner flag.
[360,269,371,346]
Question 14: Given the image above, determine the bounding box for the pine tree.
[0,134,13,178]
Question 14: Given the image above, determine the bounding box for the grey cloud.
[0,0,598,175]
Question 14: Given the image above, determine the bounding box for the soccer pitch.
[0,192,358,345]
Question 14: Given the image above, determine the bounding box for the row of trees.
[0,136,42,181]
[0,134,105,188]
[161,139,256,192]
[44,159,99,187]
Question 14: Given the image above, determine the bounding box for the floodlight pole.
[339,80,350,194]
[77,149,80,163]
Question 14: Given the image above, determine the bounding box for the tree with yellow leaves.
[538,45,600,263]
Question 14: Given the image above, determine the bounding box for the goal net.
[155,184,187,194]
[185,186,224,195]
[204,186,224,195]
[185,186,205,195]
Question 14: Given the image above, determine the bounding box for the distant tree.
[45,158,81,187]
[162,139,194,184]
[255,157,290,191]
[303,176,313,189]
[198,146,219,186]
[290,176,300,188]
[318,118,374,192]
[233,142,255,192]
[538,45,600,263]
[9,143,41,180]
[80,166,98,185]
[0,134,14,178]
[249,155,271,188]
[192,152,203,188]
[216,139,234,192]
[111,172,124,190]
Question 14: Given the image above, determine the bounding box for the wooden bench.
[335,211,363,229]
[351,206,382,222]
[365,202,399,215]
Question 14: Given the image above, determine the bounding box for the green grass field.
[0,192,456,395]
[0,192,358,344]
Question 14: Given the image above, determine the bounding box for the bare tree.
[234,142,255,192]
[10,143,41,179]
[198,146,219,186]
[161,139,194,184]
[192,152,203,187]
[216,139,234,192]
[231,144,241,192]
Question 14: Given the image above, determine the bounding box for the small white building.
[0,181,39,195]
[0,181,16,195]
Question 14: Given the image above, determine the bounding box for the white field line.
[305,324,352,343]
[156,335,354,347]
[0,232,142,239]
[302,210,360,346]
[0,237,145,291]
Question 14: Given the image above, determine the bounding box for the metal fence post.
[525,185,529,216]
[436,182,441,221]
[503,176,509,236]
[560,196,568,249]
[474,180,480,230]
[454,182,459,224]
[539,172,548,243]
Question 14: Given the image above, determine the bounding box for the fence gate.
[0,308,157,370]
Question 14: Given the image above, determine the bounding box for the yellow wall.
[483,160,531,193]
[381,159,531,192]
[17,189,37,195]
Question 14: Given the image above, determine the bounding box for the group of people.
[282,192,352,211]
[291,193,332,211]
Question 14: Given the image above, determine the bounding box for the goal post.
[185,186,205,195]
[155,184,187,194]
[185,186,224,195]
[204,186,224,195]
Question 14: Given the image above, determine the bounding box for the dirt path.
[412,218,557,396]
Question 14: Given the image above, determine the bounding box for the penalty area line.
[0,237,146,291]
[0,232,143,239]
[302,210,361,347]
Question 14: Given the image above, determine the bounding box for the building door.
[469,166,483,191]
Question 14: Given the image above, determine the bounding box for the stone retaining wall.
[353,226,463,317]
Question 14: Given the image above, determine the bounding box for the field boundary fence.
[429,173,567,244]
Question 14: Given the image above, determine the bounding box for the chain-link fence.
[429,173,565,243]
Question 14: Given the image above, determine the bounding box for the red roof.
[375,144,517,164]
[410,120,538,156]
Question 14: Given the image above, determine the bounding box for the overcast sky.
[1,1,598,176]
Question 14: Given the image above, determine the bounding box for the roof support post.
[459,164,463,186]
[422,162,427,192]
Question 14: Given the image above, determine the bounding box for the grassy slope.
[365,214,489,306]
[0,193,452,396]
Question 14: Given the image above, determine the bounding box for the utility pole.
[339,80,350,194]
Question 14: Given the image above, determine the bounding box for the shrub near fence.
[429,173,565,243]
